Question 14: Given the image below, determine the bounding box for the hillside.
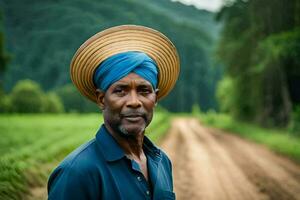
[1,0,221,112]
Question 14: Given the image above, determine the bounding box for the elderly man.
[47,25,180,200]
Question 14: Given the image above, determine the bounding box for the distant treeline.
[0,10,10,80]
[216,0,300,129]
[0,0,221,112]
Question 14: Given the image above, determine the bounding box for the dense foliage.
[55,84,98,113]
[8,79,64,113]
[10,80,46,113]
[0,10,10,78]
[0,8,11,111]
[289,106,300,136]
[216,0,300,126]
[1,0,221,112]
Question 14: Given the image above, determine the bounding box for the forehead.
[111,73,152,86]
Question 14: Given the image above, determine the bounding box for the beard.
[105,109,153,138]
[117,123,146,138]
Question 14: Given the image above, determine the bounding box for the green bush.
[10,79,45,113]
[43,92,64,113]
[0,89,11,113]
[216,76,236,114]
[289,106,300,136]
[55,84,98,113]
[192,103,202,116]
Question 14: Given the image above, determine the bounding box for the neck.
[105,123,145,160]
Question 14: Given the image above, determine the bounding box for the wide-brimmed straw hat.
[70,25,180,102]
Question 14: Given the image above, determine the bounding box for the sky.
[172,0,224,12]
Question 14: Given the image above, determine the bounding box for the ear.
[96,89,105,110]
[154,89,159,106]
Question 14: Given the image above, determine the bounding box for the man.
[47,25,180,200]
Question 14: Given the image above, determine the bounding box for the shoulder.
[159,149,173,170]
[48,139,104,198]
[62,139,101,169]
[48,139,104,185]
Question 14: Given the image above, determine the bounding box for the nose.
[126,90,142,108]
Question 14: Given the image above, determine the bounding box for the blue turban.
[93,51,158,91]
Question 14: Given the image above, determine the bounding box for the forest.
[216,0,300,128]
[0,0,221,113]
[0,0,299,129]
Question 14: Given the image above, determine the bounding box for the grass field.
[0,112,171,200]
[198,112,300,163]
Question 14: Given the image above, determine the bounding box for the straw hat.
[70,25,180,102]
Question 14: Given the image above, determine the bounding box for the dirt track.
[160,118,300,200]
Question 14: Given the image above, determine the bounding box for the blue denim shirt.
[47,125,175,200]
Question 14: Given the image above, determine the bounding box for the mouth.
[121,113,145,122]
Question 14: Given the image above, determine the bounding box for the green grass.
[198,112,300,163]
[0,113,171,200]
[146,112,172,143]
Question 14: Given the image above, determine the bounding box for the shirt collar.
[143,136,161,161]
[95,124,162,162]
[96,125,125,162]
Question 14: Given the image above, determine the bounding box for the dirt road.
[160,118,300,200]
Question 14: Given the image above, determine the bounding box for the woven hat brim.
[70,25,180,102]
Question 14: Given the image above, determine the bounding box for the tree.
[216,0,300,126]
[55,84,98,113]
[0,9,10,85]
[43,92,64,113]
[10,79,45,113]
[0,9,11,110]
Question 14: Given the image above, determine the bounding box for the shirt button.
[137,176,142,181]
[146,190,150,195]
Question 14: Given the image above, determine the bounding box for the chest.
[134,157,149,182]
[98,157,175,200]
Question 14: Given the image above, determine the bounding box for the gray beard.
[118,124,146,137]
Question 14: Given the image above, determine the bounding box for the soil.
[160,117,300,200]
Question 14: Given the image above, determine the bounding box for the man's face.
[97,73,157,137]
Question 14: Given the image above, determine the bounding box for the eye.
[113,88,126,96]
[139,87,152,95]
